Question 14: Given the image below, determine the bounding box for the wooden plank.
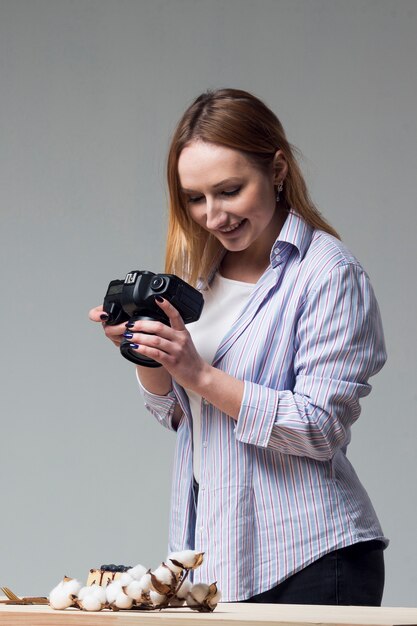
[1,603,417,626]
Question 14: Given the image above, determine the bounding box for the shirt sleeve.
[234,262,387,460]
[136,370,180,432]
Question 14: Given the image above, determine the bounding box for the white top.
[185,273,255,482]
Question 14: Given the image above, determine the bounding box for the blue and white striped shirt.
[140,209,388,601]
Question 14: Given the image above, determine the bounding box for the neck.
[220,251,268,283]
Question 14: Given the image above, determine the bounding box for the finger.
[128,331,175,355]
[104,321,127,338]
[154,297,186,331]
[127,341,173,367]
[127,318,176,338]
[102,324,127,347]
[89,305,105,322]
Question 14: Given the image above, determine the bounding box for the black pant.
[244,540,385,606]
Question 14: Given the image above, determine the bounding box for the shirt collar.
[270,209,313,269]
[204,209,313,286]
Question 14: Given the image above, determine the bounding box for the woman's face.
[178,141,285,261]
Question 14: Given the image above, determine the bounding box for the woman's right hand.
[88,305,126,348]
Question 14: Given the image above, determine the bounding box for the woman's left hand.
[126,298,210,392]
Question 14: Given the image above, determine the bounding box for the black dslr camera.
[103,270,204,367]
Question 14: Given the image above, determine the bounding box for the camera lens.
[151,276,166,292]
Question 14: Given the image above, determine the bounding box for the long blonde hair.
[165,88,340,286]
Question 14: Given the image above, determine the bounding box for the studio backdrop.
[0,0,416,607]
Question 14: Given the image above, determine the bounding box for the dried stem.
[173,568,190,597]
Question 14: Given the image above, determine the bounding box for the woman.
[90,89,387,605]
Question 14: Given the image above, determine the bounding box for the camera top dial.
[150,276,166,292]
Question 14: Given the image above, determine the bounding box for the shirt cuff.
[234,380,279,447]
[136,370,178,426]
[135,369,175,399]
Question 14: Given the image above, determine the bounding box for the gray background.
[1,0,416,607]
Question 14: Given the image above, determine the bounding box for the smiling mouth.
[218,219,246,233]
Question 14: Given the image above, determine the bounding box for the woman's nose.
[205,197,226,229]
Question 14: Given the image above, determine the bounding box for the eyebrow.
[181,177,242,193]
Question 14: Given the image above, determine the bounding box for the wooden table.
[1,603,417,626]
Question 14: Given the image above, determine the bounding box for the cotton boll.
[138,572,152,593]
[187,583,210,605]
[176,578,192,600]
[186,582,221,612]
[149,590,167,607]
[165,560,182,575]
[106,580,122,604]
[79,594,103,611]
[126,580,144,601]
[77,586,90,601]
[49,586,74,611]
[207,591,222,610]
[150,563,176,595]
[88,585,107,604]
[49,578,82,610]
[186,593,200,609]
[78,585,104,601]
[168,550,204,570]
[119,572,134,587]
[128,564,147,581]
[152,564,175,586]
[206,584,222,609]
[63,577,82,597]
[114,591,133,609]
[209,588,222,608]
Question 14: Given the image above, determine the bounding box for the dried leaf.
[149,573,171,595]
[207,582,218,600]
[194,552,204,568]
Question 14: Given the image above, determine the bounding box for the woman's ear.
[273,150,288,184]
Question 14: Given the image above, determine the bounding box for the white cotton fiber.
[49,578,82,610]
[79,594,103,611]
[128,564,147,580]
[150,590,166,606]
[114,591,133,609]
[168,550,204,569]
[106,580,122,604]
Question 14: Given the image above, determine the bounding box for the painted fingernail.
[100,313,109,321]
[155,296,164,303]
[129,343,139,349]
[125,322,135,328]
[123,332,133,339]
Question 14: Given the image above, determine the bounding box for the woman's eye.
[187,195,204,204]
[222,187,241,198]
[186,187,241,203]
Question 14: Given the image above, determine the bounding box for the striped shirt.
[185,273,255,483]
[139,209,388,602]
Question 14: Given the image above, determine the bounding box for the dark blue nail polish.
[100,313,109,321]
[126,322,135,328]
[129,343,139,349]
[155,296,164,303]
[123,332,133,339]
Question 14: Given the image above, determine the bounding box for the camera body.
[103,270,204,367]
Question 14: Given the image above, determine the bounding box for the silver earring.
[276,181,283,203]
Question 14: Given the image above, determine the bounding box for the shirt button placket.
[197,399,208,547]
